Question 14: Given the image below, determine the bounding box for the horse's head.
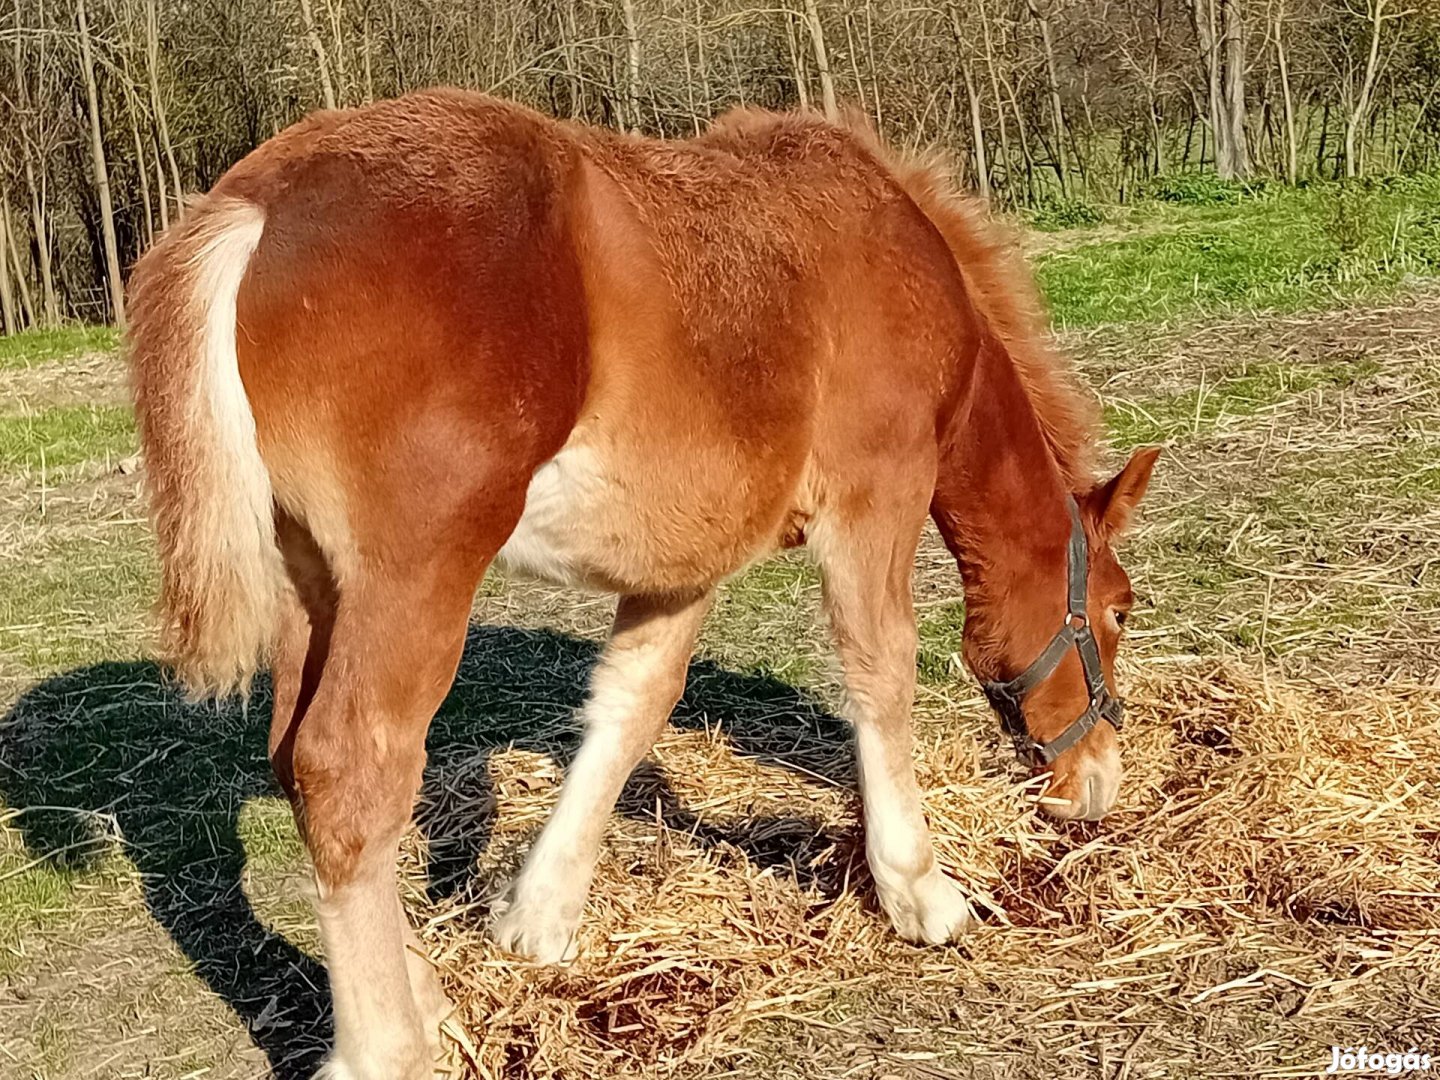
[960,447,1160,821]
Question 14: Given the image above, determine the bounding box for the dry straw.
[400,661,1440,1079]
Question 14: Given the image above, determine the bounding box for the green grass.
[1035,175,1440,327]
[1104,357,1380,447]
[916,602,966,687]
[0,325,121,370]
[0,405,136,472]
[0,527,155,673]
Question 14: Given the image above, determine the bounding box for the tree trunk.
[78,0,127,326]
[1344,0,1387,178]
[802,0,838,121]
[963,63,991,201]
[620,0,641,133]
[1001,69,1038,204]
[299,0,339,109]
[865,0,883,135]
[785,11,809,111]
[128,95,155,248]
[1191,0,1250,177]
[948,3,990,200]
[153,136,171,231]
[3,192,35,328]
[1190,0,1227,173]
[1274,0,1298,183]
[327,0,350,105]
[13,0,59,326]
[1219,0,1250,176]
[978,0,1013,200]
[145,0,184,219]
[1026,0,1069,195]
[0,198,16,334]
[1150,91,1166,174]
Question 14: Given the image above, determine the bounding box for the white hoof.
[313,1050,433,1080]
[491,890,582,965]
[877,866,972,945]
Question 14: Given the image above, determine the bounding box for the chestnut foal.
[129,90,1156,1079]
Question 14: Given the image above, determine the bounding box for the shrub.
[1399,207,1440,270]
[1145,172,1269,205]
[1027,197,1105,231]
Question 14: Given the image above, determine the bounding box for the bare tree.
[1026,0,1071,194]
[0,199,16,333]
[802,0,837,121]
[1269,0,1299,183]
[621,0,642,133]
[1,0,1437,332]
[1191,0,1250,177]
[2,191,36,328]
[143,0,183,219]
[12,0,60,326]
[299,0,339,109]
[1343,0,1398,177]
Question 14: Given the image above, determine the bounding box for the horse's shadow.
[0,624,854,1078]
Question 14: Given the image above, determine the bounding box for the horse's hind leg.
[809,504,971,945]
[493,589,710,964]
[269,514,494,1079]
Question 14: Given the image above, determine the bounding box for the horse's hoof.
[879,867,972,945]
[491,896,581,965]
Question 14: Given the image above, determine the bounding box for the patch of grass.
[0,325,121,371]
[0,525,155,674]
[706,556,824,685]
[1105,358,1379,448]
[0,833,82,977]
[1037,174,1440,327]
[235,799,307,875]
[0,404,136,473]
[1143,172,1271,205]
[916,602,966,686]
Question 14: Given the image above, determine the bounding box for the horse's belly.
[494,441,769,594]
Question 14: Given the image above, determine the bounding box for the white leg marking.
[811,509,971,946]
[493,593,707,963]
[314,848,435,1080]
[855,720,972,944]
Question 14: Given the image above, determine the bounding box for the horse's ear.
[1091,447,1160,537]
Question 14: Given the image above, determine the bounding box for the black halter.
[981,497,1124,767]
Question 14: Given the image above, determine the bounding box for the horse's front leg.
[812,511,971,945]
[493,589,711,964]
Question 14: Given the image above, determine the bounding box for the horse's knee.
[288,706,426,886]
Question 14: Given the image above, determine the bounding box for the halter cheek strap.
[981,497,1124,767]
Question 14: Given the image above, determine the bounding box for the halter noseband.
[981,497,1124,767]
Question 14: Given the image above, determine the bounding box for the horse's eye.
[1115,610,1129,628]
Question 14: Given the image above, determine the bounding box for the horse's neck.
[932,333,1072,594]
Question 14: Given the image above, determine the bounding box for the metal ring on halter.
[981,497,1124,767]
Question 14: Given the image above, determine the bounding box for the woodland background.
[0,0,1437,330]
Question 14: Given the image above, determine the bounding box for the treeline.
[1,0,1437,329]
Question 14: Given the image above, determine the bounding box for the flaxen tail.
[128,196,284,697]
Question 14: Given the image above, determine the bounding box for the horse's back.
[159,89,976,594]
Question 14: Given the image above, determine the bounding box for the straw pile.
[398,657,1439,1079]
